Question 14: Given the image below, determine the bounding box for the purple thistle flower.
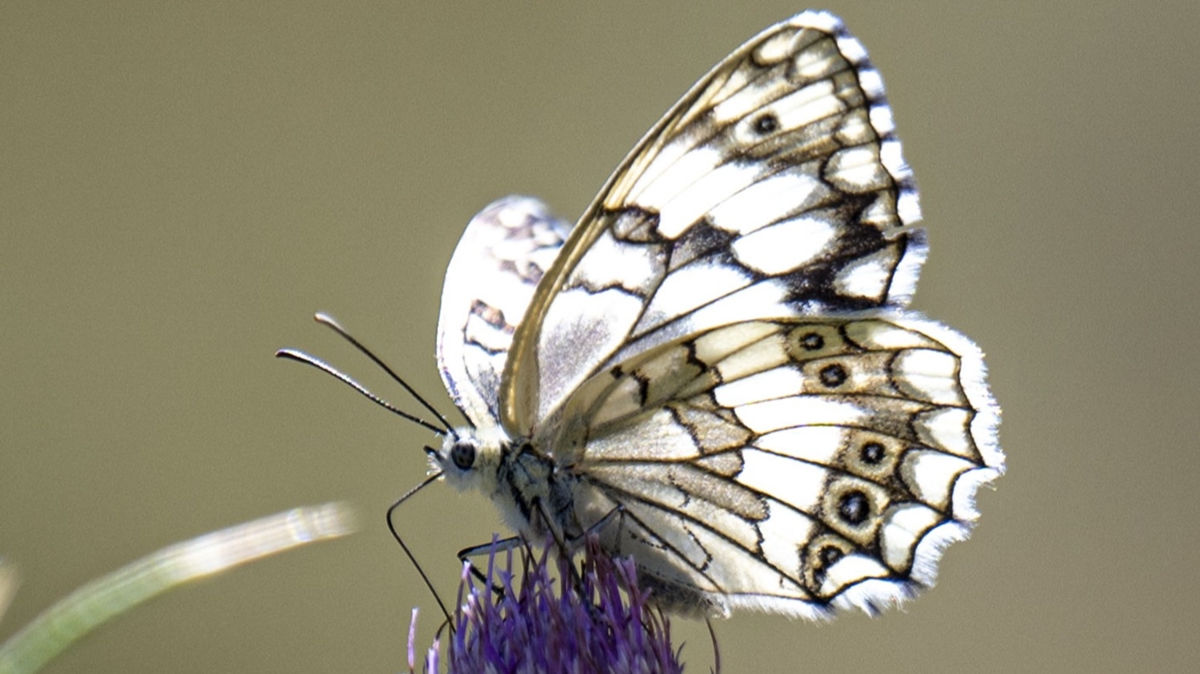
[410,537,685,674]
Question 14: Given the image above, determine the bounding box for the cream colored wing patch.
[552,314,1001,619]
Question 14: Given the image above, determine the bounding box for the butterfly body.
[430,11,1002,620]
[435,430,585,544]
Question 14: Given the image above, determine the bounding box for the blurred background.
[3,2,1198,672]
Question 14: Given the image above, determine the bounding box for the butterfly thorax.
[434,426,585,542]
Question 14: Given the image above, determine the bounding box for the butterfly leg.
[453,500,592,607]
[705,614,722,674]
[528,494,614,619]
[454,505,630,605]
[457,535,524,596]
[454,491,587,569]
[561,503,627,550]
[553,503,628,557]
[592,503,627,541]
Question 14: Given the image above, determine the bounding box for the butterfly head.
[429,425,506,493]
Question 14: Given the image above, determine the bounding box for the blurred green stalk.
[0,502,355,674]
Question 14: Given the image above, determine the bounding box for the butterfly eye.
[450,441,476,470]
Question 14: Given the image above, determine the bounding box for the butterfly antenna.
[388,469,454,629]
[311,312,458,439]
[275,348,447,436]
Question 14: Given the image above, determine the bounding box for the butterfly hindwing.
[552,315,1000,618]
[502,11,925,435]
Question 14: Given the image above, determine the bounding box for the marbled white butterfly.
[369,10,1002,620]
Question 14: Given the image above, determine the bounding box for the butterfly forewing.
[436,196,569,430]
[502,11,924,435]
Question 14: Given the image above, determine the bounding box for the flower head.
[411,537,684,674]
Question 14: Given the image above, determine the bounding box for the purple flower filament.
[413,537,684,674]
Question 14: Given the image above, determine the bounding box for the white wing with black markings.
[501,11,927,437]
[552,315,999,618]
[437,196,570,431]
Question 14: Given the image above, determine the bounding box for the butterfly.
[427,10,1002,620]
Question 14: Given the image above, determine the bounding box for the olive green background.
[3,2,1197,672]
